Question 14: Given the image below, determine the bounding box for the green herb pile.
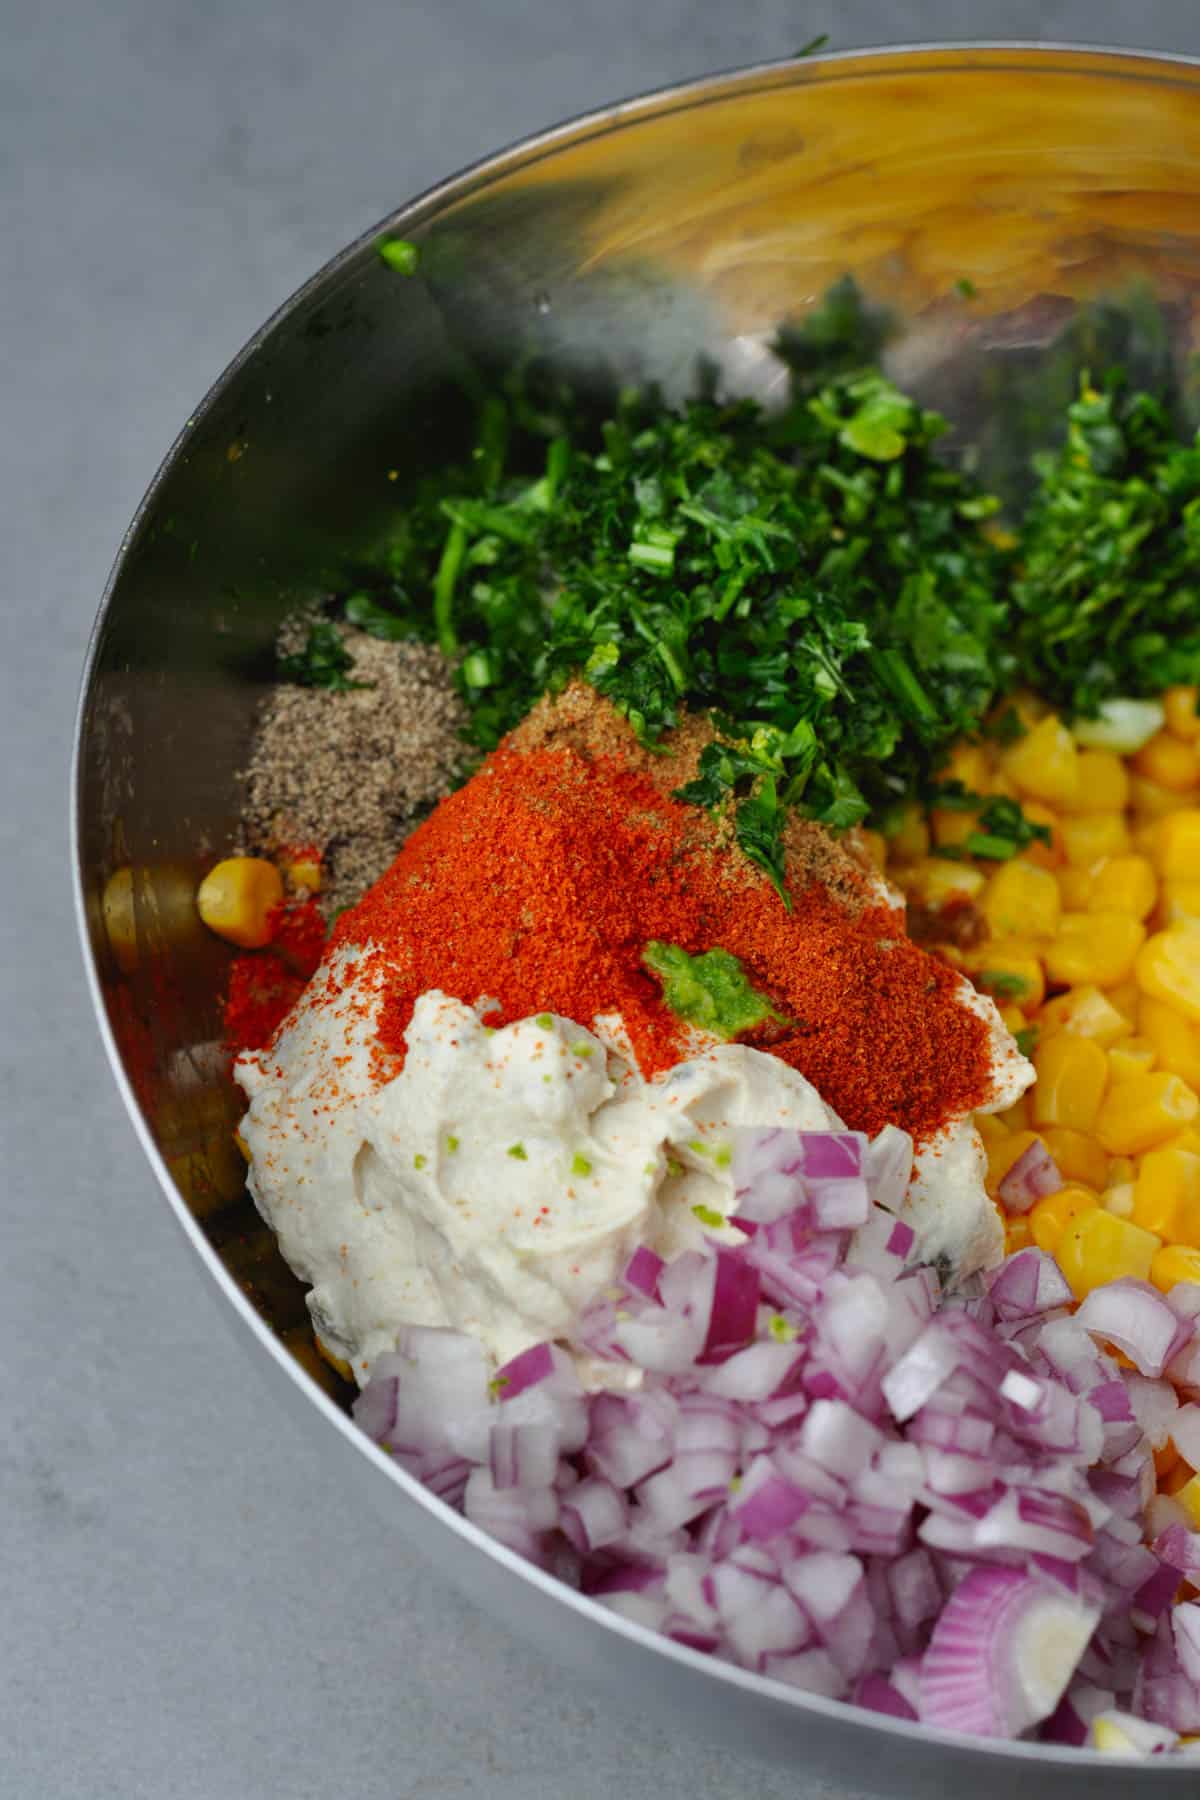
[282,283,1200,901]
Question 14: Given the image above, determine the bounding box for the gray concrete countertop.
[6,4,1200,1796]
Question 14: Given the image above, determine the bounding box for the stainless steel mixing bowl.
[74,44,1200,1797]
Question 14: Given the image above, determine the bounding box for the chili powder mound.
[224,897,328,1053]
[333,743,995,1147]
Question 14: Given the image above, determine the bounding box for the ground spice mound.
[241,621,468,918]
[336,730,994,1146]
[511,682,883,920]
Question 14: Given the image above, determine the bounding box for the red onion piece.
[919,1566,1102,1738]
[1076,1280,1193,1378]
[998,1140,1063,1214]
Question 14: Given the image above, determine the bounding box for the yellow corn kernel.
[908,858,987,908]
[998,1003,1027,1036]
[1108,1037,1158,1084]
[1165,686,1200,742]
[1018,801,1064,871]
[1004,1217,1033,1255]
[1056,866,1094,909]
[1137,922,1200,1024]
[1158,1245,1200,1303]
[1110,1156,1137,1185]
[1031,1034,1109,1132]
[1165,1463,1198,1499]
[998,1094,1031,1132]
[982,860,1061,941]
[195,856,283,949]
[1156,812,1200,883]
[1095,1070,1200,1156]
[1029,1185,1099,1255]
[1141,996,1200,1091]
[282,855,322,894]
[1045,911,1146,990]
[887,803,930,863]
[1061,813,1132,867]
[1133,775,1192,822]
[1087,854,1157,921]
[1108,978,1142,1025]
[1000,714,1080,805]
[963,940,1046,1012]
[1134,730,1200,794]
[931,808,978,851]
[1039,985,1128,1046]
[234,1129,250,1162]
[1103,1182,1135,1218]
[1065,750,1131,815]
[986,1128,1043,1194]
[1155,1440,1181,1479]
[944,742,993,791]
[1056,1207,1160,1299]
[1038,1126,1110,1191]
[1162,882,1200,925]
[1134,1145,1200,1239]
[1176,1475,1200,1534]
[974,1111,1010,1154]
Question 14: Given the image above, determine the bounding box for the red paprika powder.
[327,742,996,1147]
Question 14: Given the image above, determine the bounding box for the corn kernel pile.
[886,686,1200,1519]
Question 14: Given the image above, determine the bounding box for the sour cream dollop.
[237,953,1029,1381]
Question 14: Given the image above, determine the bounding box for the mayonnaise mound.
[236,950,1030,1381]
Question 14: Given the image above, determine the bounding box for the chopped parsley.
[377,237,419,275]
[1012,376,1200,716]
[316,279,1198,893]
[928,782,1052,861]
[692,1203,726,1229]
[643,941,785,1040]
[1014,1026,1039,1058]
[506,1142,528,1161]
[570,1152,592,1177]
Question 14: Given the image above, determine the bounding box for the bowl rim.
[72,41,1200,1773]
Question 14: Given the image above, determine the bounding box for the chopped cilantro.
[979,971,1030,1000]
[643,941,785,1039]
[692,1203,726,1229]
[1012,375,1200,716]
[571,1152,592,1177]
[954,276,978,300]
[445,1135,460,1153]
[1014,1026,1039,1057]
[535,1013,555,1029]
[768,1313,797,1343]
[506,1142,528,1160]
[413,1153,427,1170]
[569,1041,594,1058]
[277,620,368,692]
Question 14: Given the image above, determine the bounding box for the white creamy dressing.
[237,948,1031,1382]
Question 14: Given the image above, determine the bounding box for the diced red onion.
[1076,1280,1192,1379]
[988,1249,1073,1320]
[855,1671,919,1720]
[862,1125,914,1216]
[560,1477,629,1553]
[489,1420,560,1491]
[623,1245,665,1300]
[1170,1401,1200,1469]
[803,1131,868,1180]
[919,1567,1102,1738]
[355,1123,1200,1751]
[998,1140,1063,1214]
